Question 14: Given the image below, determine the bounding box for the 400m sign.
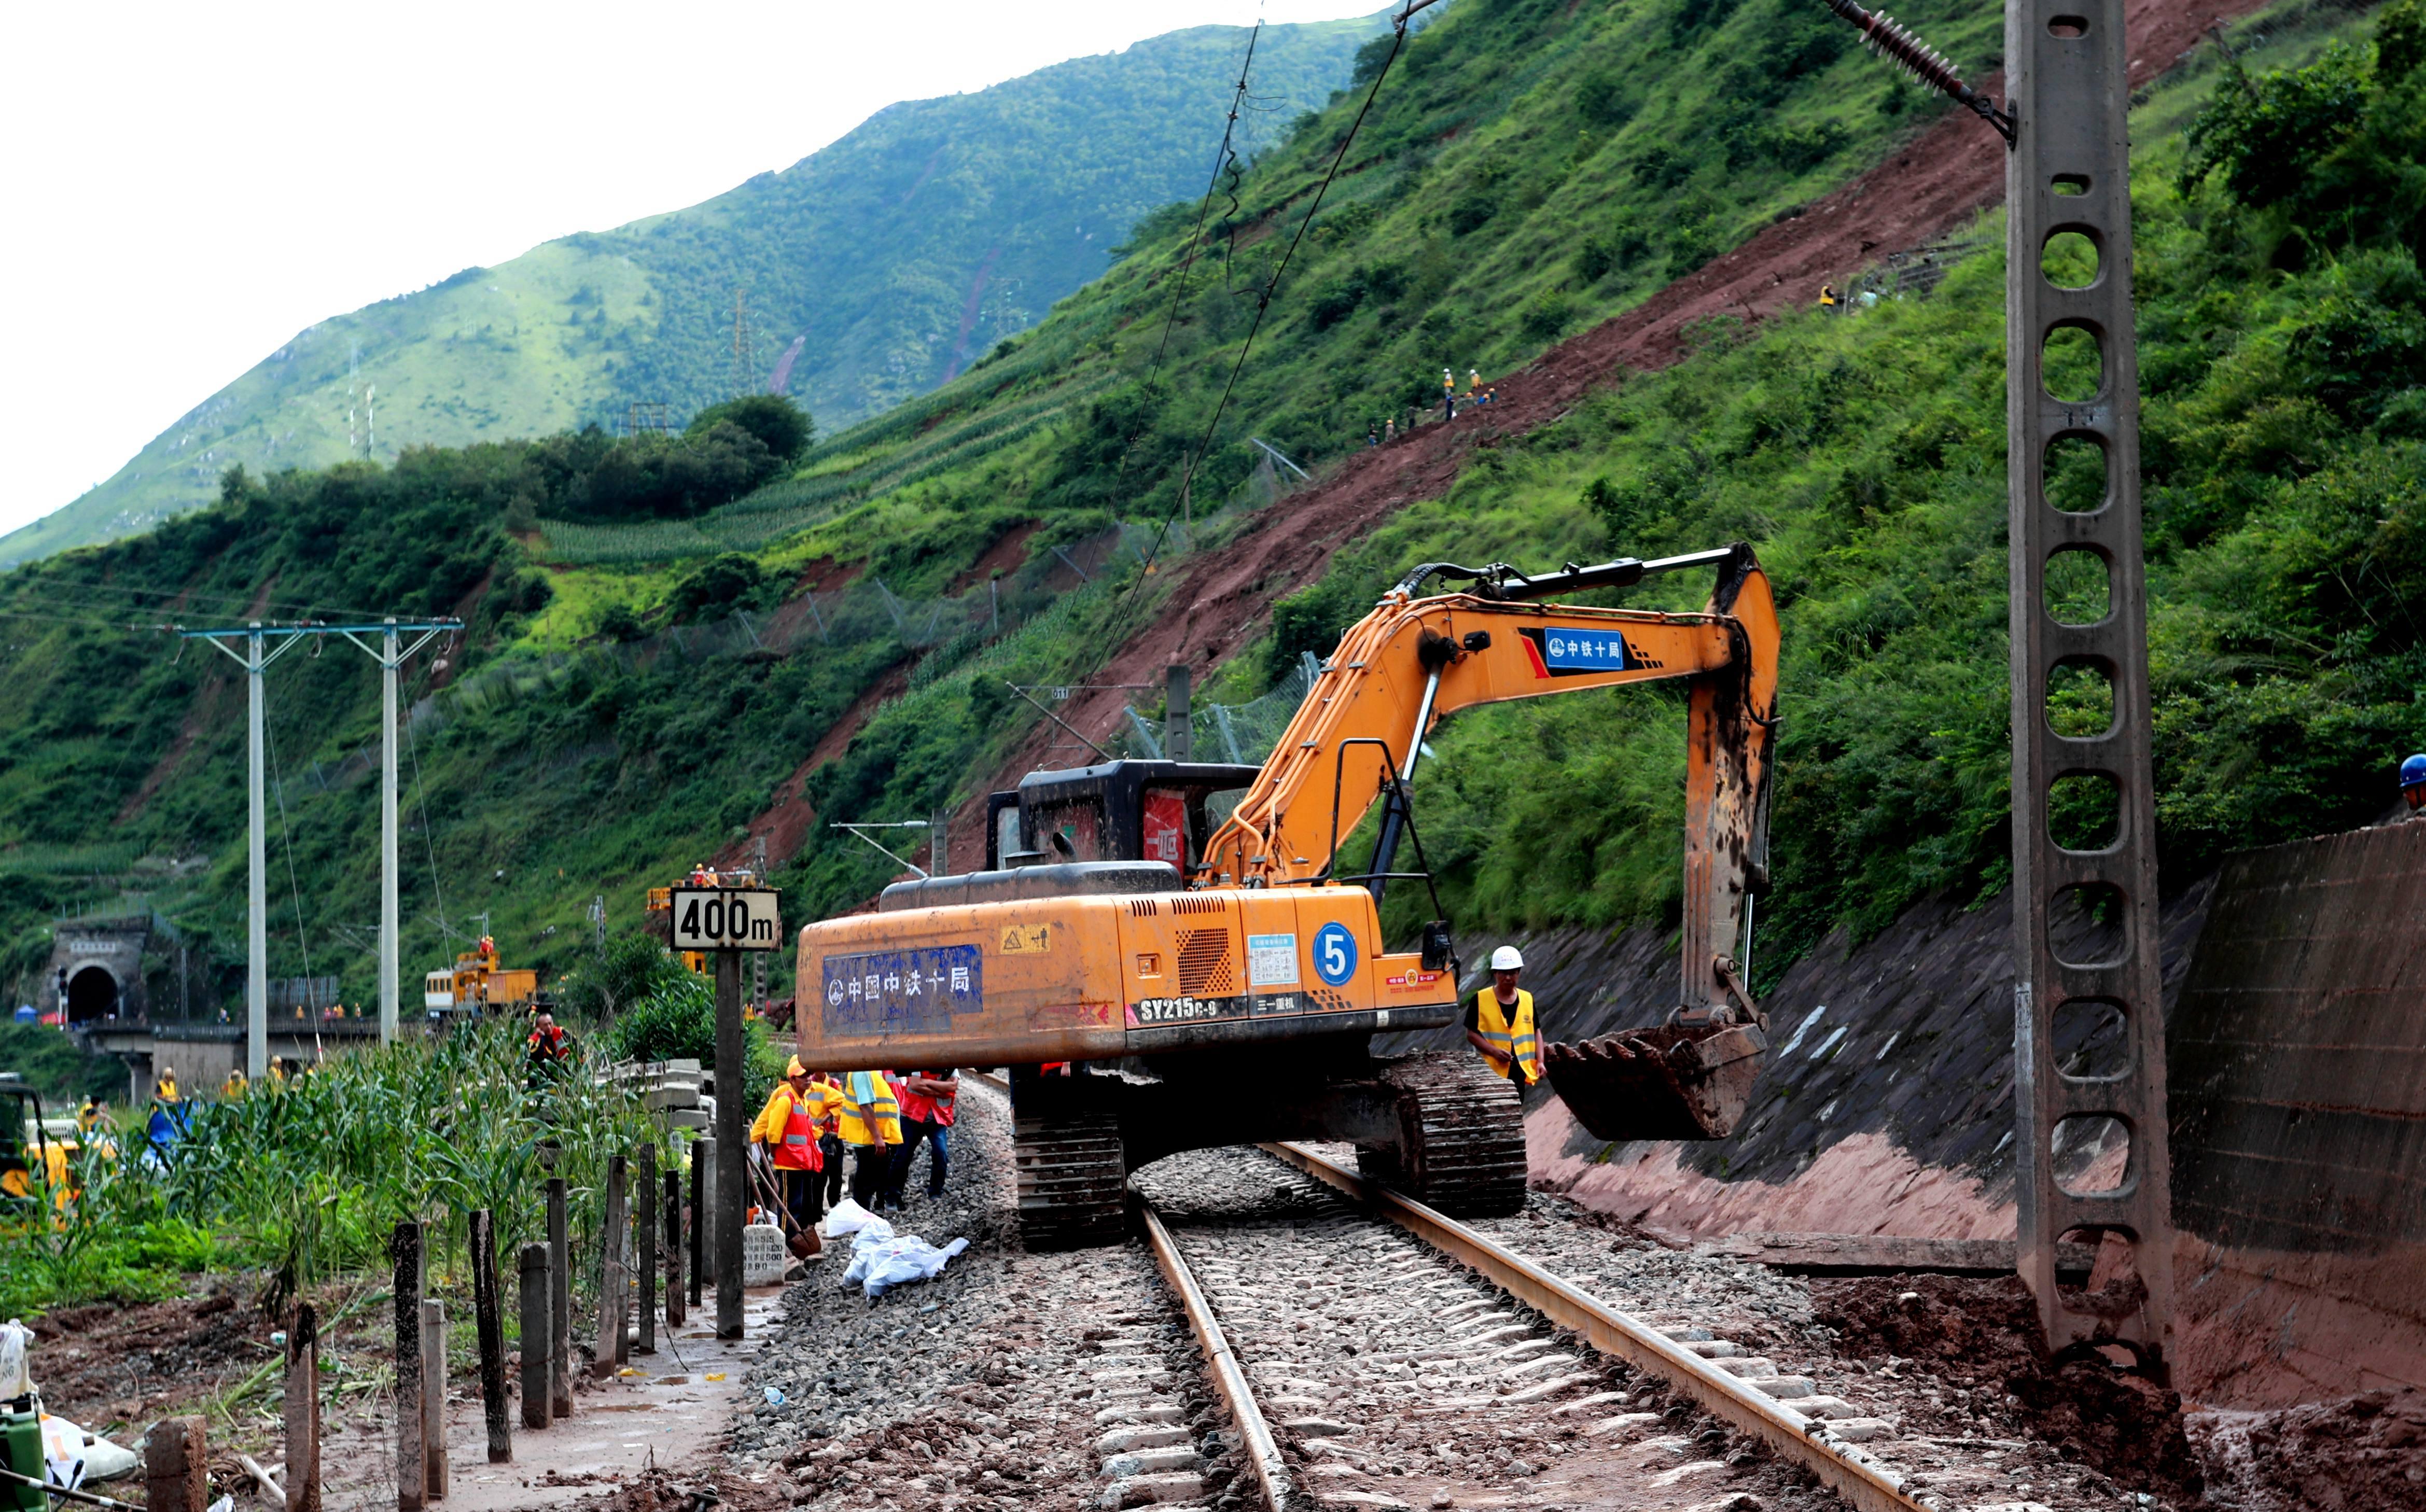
[671,888,782,950]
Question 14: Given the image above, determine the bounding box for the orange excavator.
[794,543,1780,1247]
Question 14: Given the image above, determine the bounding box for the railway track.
[957,1075,2131,1512]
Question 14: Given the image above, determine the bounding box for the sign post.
[670,884,781,1339]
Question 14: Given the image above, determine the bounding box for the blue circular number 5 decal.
[1313,921,1359,986]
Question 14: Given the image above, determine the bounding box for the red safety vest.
[900,1072,957,1127]
[774,1090,821,1171]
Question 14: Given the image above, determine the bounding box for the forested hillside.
[4,0,2413,1026]
[0,13,1381,568]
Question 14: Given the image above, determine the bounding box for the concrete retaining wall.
[2167,820,2426,1405]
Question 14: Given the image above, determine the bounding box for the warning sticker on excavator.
[999,924,1050,954]
[1518,626,1635,677]
[1246,933,1298,987]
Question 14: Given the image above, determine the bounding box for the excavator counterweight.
[795,543,1780,1247]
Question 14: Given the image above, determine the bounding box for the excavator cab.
[984,760,1265,873]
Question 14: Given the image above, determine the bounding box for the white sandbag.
[819,1197,888,1238]
[0,1318,31,1396]
[842,1234,970,1297]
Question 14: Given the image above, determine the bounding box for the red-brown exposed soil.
[2193,1387,2426,1510]
[946,0,2271,871]
[30,1288,272,1433]
[721,660,914,870]
[1812,1273,2204,1503]
[947,520,1040,593]
[788,555,866,596]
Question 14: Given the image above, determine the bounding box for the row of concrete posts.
[142,1139,734,1511]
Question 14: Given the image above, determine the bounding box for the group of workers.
[748,1059,957,1245]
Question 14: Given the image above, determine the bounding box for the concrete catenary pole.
[2006,0,2173,1370]
[381,619,400,1041]
[246,624,269,1079]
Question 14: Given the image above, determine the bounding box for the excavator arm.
[1200,542,1778,1026]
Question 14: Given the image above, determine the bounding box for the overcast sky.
[0,1,1378,538]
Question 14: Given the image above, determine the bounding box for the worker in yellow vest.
[1465,946,1543,1086]
[749,1057,827,1239]
[835,1069,902,1210]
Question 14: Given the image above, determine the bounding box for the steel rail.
[1260,1141,1929,1512]
[1136,1201,1294,1512]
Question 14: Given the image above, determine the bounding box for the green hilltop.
[0,12,1383,570]
[3,0,2417,1029]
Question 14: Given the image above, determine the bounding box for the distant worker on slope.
[1465,946,1543,1088]
[2403,753,2426,818]
[1442,368,1457,422]
[1467,367,1482,397]
[1819,284,1839,310]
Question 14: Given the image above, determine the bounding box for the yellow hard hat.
[785,1055,807,1078]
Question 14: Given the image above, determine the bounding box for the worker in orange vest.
[750,1057,827,1239]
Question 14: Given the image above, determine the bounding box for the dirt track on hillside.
[933,0,2262,865]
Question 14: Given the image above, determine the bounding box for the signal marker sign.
[671,888,782,951]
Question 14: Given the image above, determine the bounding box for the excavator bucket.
[1543,1022,1768,1142]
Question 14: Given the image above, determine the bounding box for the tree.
[687,395,814,461]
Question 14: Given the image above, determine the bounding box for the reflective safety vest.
[808,1077,843,1135]
[837,1071,902,1146]
[898,1072,958,1127]
[753,1085,824,1170]
[1471,989,1544,1085]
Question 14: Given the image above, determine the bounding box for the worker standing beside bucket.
[1465,946,1544,1087]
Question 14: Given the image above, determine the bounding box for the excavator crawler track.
[1012,1108,1128,1251]
[1354,1052,1526,1216]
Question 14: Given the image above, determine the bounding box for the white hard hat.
[1490,946,1525,971]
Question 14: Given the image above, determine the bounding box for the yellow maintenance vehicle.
[794,544,1780,1247]
[422,936,542,1018]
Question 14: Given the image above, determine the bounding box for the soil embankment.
[953,0,2275,862]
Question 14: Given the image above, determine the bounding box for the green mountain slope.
[0,13,1382,570]
[5,0,2407,1032]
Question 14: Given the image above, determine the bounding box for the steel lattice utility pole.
[182,618,459,1071]
[2005,0,2173,1371]
[334,619,454,1042]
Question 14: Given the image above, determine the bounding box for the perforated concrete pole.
[2006,0,2173,1370]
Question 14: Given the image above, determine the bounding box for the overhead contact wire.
[1116,0,1434,629]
